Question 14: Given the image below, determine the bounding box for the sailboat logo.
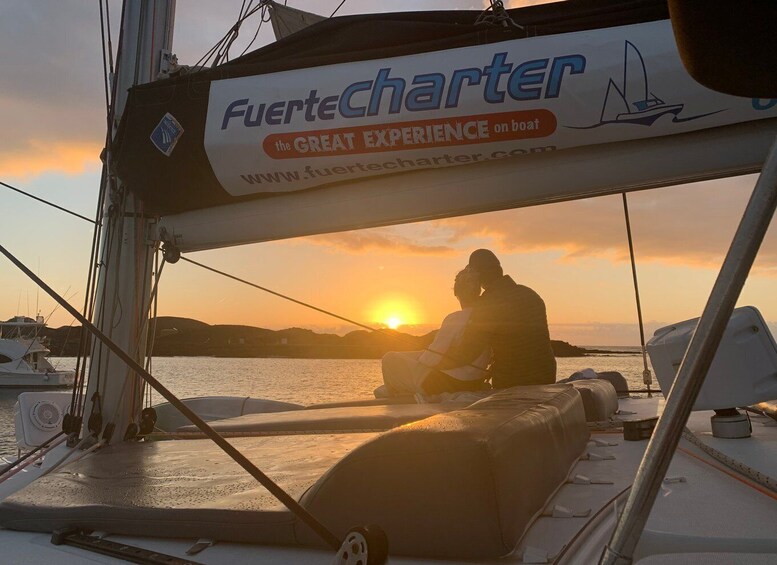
[569,40,722,129]
[150,112,184,156]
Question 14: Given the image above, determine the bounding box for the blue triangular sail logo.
[150,113,184,156]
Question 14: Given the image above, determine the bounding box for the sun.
[385,316,402,330]
[370,296,419,331]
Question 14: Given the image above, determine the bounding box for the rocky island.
[43,316,588,358]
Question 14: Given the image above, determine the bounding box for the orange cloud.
[288,174,777,278]
[305,228,456,256]
[0,140,102,179]
[439,175,777,273]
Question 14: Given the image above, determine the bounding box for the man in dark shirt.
[467,249,556,388]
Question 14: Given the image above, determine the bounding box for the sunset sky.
[2,0,777,346]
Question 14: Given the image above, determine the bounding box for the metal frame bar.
[601,135,777,564]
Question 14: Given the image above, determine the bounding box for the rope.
[196,1,266,68]
[0,242,342,551]
[239,2,270,57]
[475,0,524,31]
[0,434,69,485]
[0,431,65,478]
[104,250,166,429]
[0,181,95,224]
[69,0,121,421]
[621,193,653,396]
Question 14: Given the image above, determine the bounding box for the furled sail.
[111,0,777,251]
[267,1,325,40]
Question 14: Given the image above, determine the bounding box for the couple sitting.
[378,249,557,397]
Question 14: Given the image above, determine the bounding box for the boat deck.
[1,396,775,564]
[532,398,777,563]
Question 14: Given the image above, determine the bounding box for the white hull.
[0,371,74,388]
[0,321,73,390]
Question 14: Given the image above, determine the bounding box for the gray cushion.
[298,384,589,559]
[570,379,619,421]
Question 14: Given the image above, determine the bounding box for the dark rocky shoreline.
[43,316,593,358]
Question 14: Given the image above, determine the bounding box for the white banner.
[204,19,777,196]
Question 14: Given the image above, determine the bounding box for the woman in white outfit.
[379,267,492,396]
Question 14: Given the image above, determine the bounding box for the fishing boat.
[1,1,776,563]
[0,316,74,388]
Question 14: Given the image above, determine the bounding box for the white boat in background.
[0,316,74,388]
[1,1,777,564]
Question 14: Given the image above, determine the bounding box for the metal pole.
[83,0,175,441]
[621,193,653,395]
[601,136,777,564]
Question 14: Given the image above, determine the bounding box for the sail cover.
[268,2,325,40]
[113,0,777,217]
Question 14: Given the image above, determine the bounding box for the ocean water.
[1,353,653,458]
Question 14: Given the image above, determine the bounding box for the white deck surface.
[1,397,775,564]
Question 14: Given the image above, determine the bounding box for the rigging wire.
[330,0,347,17]
[0,181,96,225]
[218,0,252,64]
[0,241,342,551]
[94,191,130,407]
[104,0,115,76]
[70,168,110,418]
[144,250,164,408]
[98,0,112,122]
[178,255,486,372]
[105,244,165,427]
[69,0,124,421]
[84,0,133,416]
[195,0,266,68]
[43,287,75,325]
[622,192,653,397]
[71,173,110,418]
[180,256,384,333]
[239,2,271,57]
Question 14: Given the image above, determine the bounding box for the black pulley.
[139,407,158,435]
[162,244,181,264]
[123,422,139,441]
[334,525,388,565]
[87,391,102,436]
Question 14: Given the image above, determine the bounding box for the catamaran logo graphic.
[569,41,723,129]
[150,112,184,156]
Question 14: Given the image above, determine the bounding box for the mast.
[82,1,176,443]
